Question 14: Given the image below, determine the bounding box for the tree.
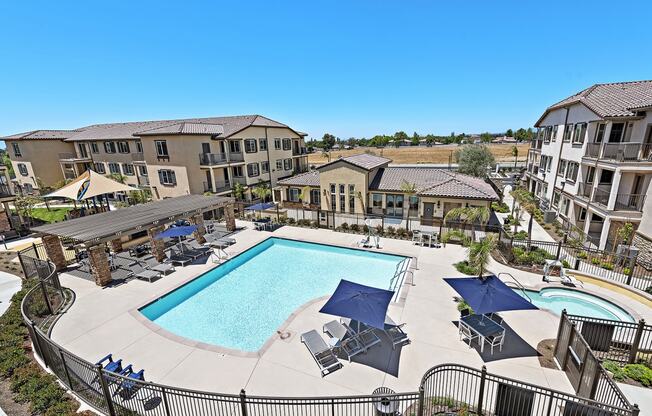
[394,131,408,141]
[252,181,271,202]
[14,195,42,226]
[467,234,498,279]
[511,145,519,169]
[455,144,495,178]
[444,206,490,236]
[321,133,336,150]
[2,152,14,178]
[480,132,493,143]
[505,129,514,137]
[233,182,245,200]
[514,128,528,142]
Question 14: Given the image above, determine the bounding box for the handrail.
[497,272,532,302]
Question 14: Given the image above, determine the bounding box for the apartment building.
[277,153,498,226]
[525,80,652,253]
[2,115,308,200]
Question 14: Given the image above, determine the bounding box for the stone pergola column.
[148,225,166,262]
[225,203,236,232]
[190,214,206,244]
[109,238,123,253]
[88,244,112,286]
[42,234,67,271]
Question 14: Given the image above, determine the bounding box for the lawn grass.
[25,208,71,223]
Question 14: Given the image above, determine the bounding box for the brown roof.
[318,154,391,171]
[277,170,320,187]
[2,130,76,140]
[536,80,652,126]
[2,115,296,142]
[369,168,498,200]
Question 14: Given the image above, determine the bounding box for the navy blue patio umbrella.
[443,275,538,315]
[319,279,394,330]
[154,225,198,239]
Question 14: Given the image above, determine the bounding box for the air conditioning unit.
[543,210,557,223]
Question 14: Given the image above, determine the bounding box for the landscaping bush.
[512,246,554,266]
[375,225,384,235]
[601,262,614,271]
[362,224,369,233]
[441,230,470,246]
[623,267,631,276]
[340,222,349,231]
[395,228,408,238]
[623,364,652,387]
[645,286,652,295]
[513,230,528,240]
[491,201,510,213]
[311,220,319,228]
[454,261,479,275]
[385,226,396,236]
[350,224,360,232]
[591,258,601,265]
[562,260,571,268]
[287,217,296,225]
[577,251,588,259]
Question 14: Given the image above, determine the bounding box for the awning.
[319,279,394,330]
[444,275,537,315]
[45,170,137,201]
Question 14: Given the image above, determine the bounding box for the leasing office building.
[2,115,309,200]
[525,80,652,252]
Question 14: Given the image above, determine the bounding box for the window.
[595,123,606,143]
[104,141,116,153]
[94,162,106,174]
[77,143,89,158]
[386,194,404,217]
[283,158,293,170]
[288,188,300,202]
[586,166,595,183]
[608,122,624,143]
[563,124,573,142]
[108,162,121,174]
[557,159,567,176]
[372,193,383,209]
[246,163,259,177]
[409,195,419,214]
[158,169,176,185]
[17,163,28,176]
[229,141,241,153]
[566,162,578,182]
[551,125,558,142]
[261,161,269,173]
[135,141,143,153]
[552,191,561,208]
[117,141,130,153]
[330,184,336,211]
[274,138,281,150]
[282,138,291,150]
[310,189,320,205]
[275,159,283,170]
[340,193,346,213]
[155,140,169,157]
[91,142,99,153]
[560,197,570,217]
[12,143,22,157]
[573,123,587,144]
[578,207,587,221]
[122,163,135,176]
[349,184,355,212]
[138,165,148,176]
[543,126,552,143]
[232,166,244,177]
[259,138,267,151]
[244,139,257,153]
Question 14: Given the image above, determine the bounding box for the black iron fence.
[17,251,638,415]
[567,314,651,367]
[554,312,636,411]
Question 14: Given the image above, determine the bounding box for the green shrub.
[362,224,369,233]
[562,260,571,268]
[623,267,631,276]
[591,258,601,265]
[623,364,652,387]
[442,230,470,246]
[513,230,528,240]
[287,217,296,225]
[340,222,349,230]
[385,226,396,236]
[455,261,479,275]
[601,262,614,270]
[577,251,588,259]
[512,246,553,266]
[491,201,510,213]
[456,300,473,314]
[375,225,384,235]
[396,228,408,238]
[603,360,625,381]
[646,286,652,295]
[350,224,360,232]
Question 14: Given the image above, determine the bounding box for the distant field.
[307,143,530,165]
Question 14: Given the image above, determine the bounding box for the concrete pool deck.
[51,222,651,398]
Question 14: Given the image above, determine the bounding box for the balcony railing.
[292,147,307,156]
[199,153,227,165]
[0,184,14,198]
[591,186,611,207]
[577,183,593,199]
[131,152,145,162]
[614,193,646,211]
[228,152,244,162]
[584,142,652,162]
[137,176,150,187]
[58,152,90,161]
[203,180,232,193]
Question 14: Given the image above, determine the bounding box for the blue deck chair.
[92,354,123,385]
[114,365,145,400]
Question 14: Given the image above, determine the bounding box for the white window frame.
[122,163,135,176]
[94,162,106,174]
[108,162,121,174]
[17,163,28,176]
[244,139,257,153]
[104,141,116,153]
[155,140,169,157]
[159,169,176,186]
[247,163,260,177]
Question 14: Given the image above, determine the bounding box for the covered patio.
[32,195,236,286]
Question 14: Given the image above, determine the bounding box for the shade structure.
[245,202,275,211]
[444,275,538,315]
[45,170,138,201]
[154,225,198,239]
[319,279,394,330]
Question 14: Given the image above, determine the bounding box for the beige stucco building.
[2,115,308,200]
[277,154,499,226]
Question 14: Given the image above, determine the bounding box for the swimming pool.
[515,288,634,322]
[140,238,408,352]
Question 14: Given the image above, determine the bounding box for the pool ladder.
[389,258,414,300]
[497,272,532,302]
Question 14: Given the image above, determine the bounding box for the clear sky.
[1,0,651,144]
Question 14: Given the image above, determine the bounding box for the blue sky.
[1,0,651,144]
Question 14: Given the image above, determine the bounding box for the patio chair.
[460,308,471,318]
[485,313,503,325]
[459,321,479,348]
[113,365,145,400]
[144,257,175,275]
[323,320,366,362]
[383,316,410,350]
[341,319,381,351]
[186,240,213,255]
[205,233,235,246]
[165,248,192,266]
[130,263,161,283]
[301,330,343,377]
[179,243,208,259]
[411,230,423,246]
[92,354,123,385]
[485,332,505,355]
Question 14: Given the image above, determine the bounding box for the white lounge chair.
[323,320,366,362]
[301,330,342,377]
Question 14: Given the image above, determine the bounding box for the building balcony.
[292,147,307,156]
[590,185,645,212]
[584,142,652,163]
[131,152,145,162]
[283,201,319,210]
[531,140,543,150]
[0,184,15,199]
[137,176,150,187]
[59,152,91,162]
[199,152,246,166]
[591,186,611,207]
[203,180,233,194]
[576,183,593,199]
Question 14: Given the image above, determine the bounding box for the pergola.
[33,194,236,286]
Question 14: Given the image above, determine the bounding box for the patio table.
[460,314,504,353]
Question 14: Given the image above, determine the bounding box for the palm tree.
[511,145,519,169]
[400,181,418,218]
[444,206,490,234]
[322,151,331,163]
[468,234,497,279]
[233,182,245,200]
[252,182,271,202]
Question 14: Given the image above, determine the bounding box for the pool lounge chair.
[323,320,367,362]
[178,243,208,259]
[144,257,175,275]
[113,365,145,400]
[129,263,161,283]
[187,240,213,255]
[165,248,192,266]
[205,233,235,246]
[341,319,382,351]
[301,330,342,377]
[384,316,410,350]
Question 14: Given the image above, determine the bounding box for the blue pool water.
[516,289,634,322]
[140,238,407,352]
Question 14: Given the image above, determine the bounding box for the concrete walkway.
[499,185,555,242]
